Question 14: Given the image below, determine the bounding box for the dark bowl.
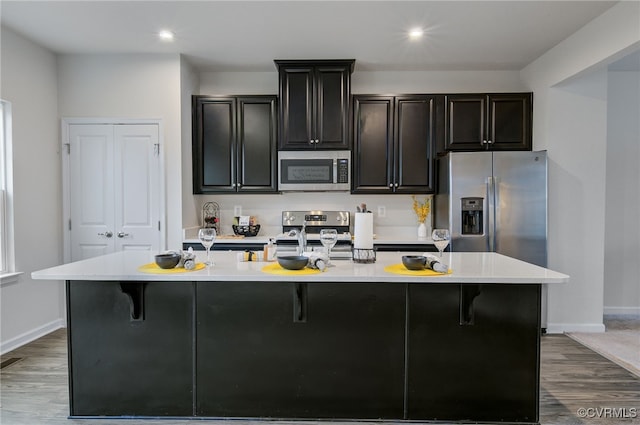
[402,255,427,271]
[155,253,181,269]
[277,255,308,270]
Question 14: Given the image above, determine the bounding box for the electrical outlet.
[233,205,242,216]
[378,206,386,218]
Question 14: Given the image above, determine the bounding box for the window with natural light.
[1,99,13,276]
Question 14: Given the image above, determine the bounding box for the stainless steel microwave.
[278,151,351,192]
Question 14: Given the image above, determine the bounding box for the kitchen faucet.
[288,221,307,255]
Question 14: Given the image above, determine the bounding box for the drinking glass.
[432,229,450,257]
[319,229,338,263]
[198,228,216,266]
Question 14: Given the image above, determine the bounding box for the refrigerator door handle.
[487,176,496,252]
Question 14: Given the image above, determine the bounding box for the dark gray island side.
[33,251,569,424]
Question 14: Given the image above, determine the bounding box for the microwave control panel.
[337,159,349,183]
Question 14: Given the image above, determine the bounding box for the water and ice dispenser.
[461,197,483,235]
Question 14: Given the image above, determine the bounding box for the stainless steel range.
[276,210,352,259]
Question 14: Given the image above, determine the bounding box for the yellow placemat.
[261,262,321,275]
[138,262,206,274]
[384,263,452,276]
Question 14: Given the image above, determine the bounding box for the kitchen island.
[32,251,568,424]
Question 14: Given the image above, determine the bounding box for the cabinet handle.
[120,282,145,321]
[315,139,319,144]
[460,284,482,325]
[98,231,113,238]
[394,183,399,187]
[482,140,487,145]
[293,283,307,323]
[389,183,393,188]
[117,232,130,238]
[309,139,314,145]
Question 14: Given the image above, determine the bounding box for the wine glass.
[198,228,216,266]
[319,229,338,263]
[432,228,450,257]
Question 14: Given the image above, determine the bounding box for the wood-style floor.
[2,329,639,425]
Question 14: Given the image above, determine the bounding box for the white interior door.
[114,125,160,252]
[69,124,115,260]
[68,123,162,261]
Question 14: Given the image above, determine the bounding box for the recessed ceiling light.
[408,28,424,40]
[158,30,175,42]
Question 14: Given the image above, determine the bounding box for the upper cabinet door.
[236,96,278,192]
[444,93,532,152]
[192,97,237,193]
[487,93,532,151]
[394,95,437,194]
[352,96,395,193]
[277,66,315,149]
[444,94,486,151]
[315,65,351,150]
[276,60,354,150]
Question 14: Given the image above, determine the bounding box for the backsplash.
[187,193,433,239]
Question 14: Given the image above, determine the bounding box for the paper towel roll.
[354,212,374,249]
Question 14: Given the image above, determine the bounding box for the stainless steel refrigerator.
[434,151,547,267]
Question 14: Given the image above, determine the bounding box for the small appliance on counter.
[276,210,352,259]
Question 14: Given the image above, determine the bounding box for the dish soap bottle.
[264,238,276,262]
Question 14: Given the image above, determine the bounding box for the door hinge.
[158,221,161,231]
[154,143,160,156]
[64,143,70,154]
[68,219,72,231]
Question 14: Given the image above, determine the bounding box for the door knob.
[98,231,113,238]
[117,232,130,238]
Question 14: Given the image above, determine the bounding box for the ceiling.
[0,0,622,73]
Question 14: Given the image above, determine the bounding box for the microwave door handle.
[333,159,338,184]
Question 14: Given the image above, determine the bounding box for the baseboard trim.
[546,322,606,334]
[603,306,640,316]
[0,319,65,355]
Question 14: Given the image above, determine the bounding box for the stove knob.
[289,215,296,222]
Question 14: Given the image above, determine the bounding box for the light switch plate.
[378,206,386,218]
[233,205,242,216]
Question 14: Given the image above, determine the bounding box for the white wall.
[0,27,64,353]
[521,1,640,332]
[604,70,640,314]
[180,55,200,239]
[57,54,184,249]
[198,69,526,97]
[352,70,525,94]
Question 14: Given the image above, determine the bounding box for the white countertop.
[32,251,569,284]
[183,235,435,245]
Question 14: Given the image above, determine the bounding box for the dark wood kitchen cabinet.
[443,93,532,152]
[352,94,443,194]
[67,281,194,416]
[192,95,278,193]
[196,281,405,419]
[406,283,540,423]
[275,59,355,150]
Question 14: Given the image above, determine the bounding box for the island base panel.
[64,278,541,423]
[67,281,194,416]
[196,281,406,419]
[407,283,541,422]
